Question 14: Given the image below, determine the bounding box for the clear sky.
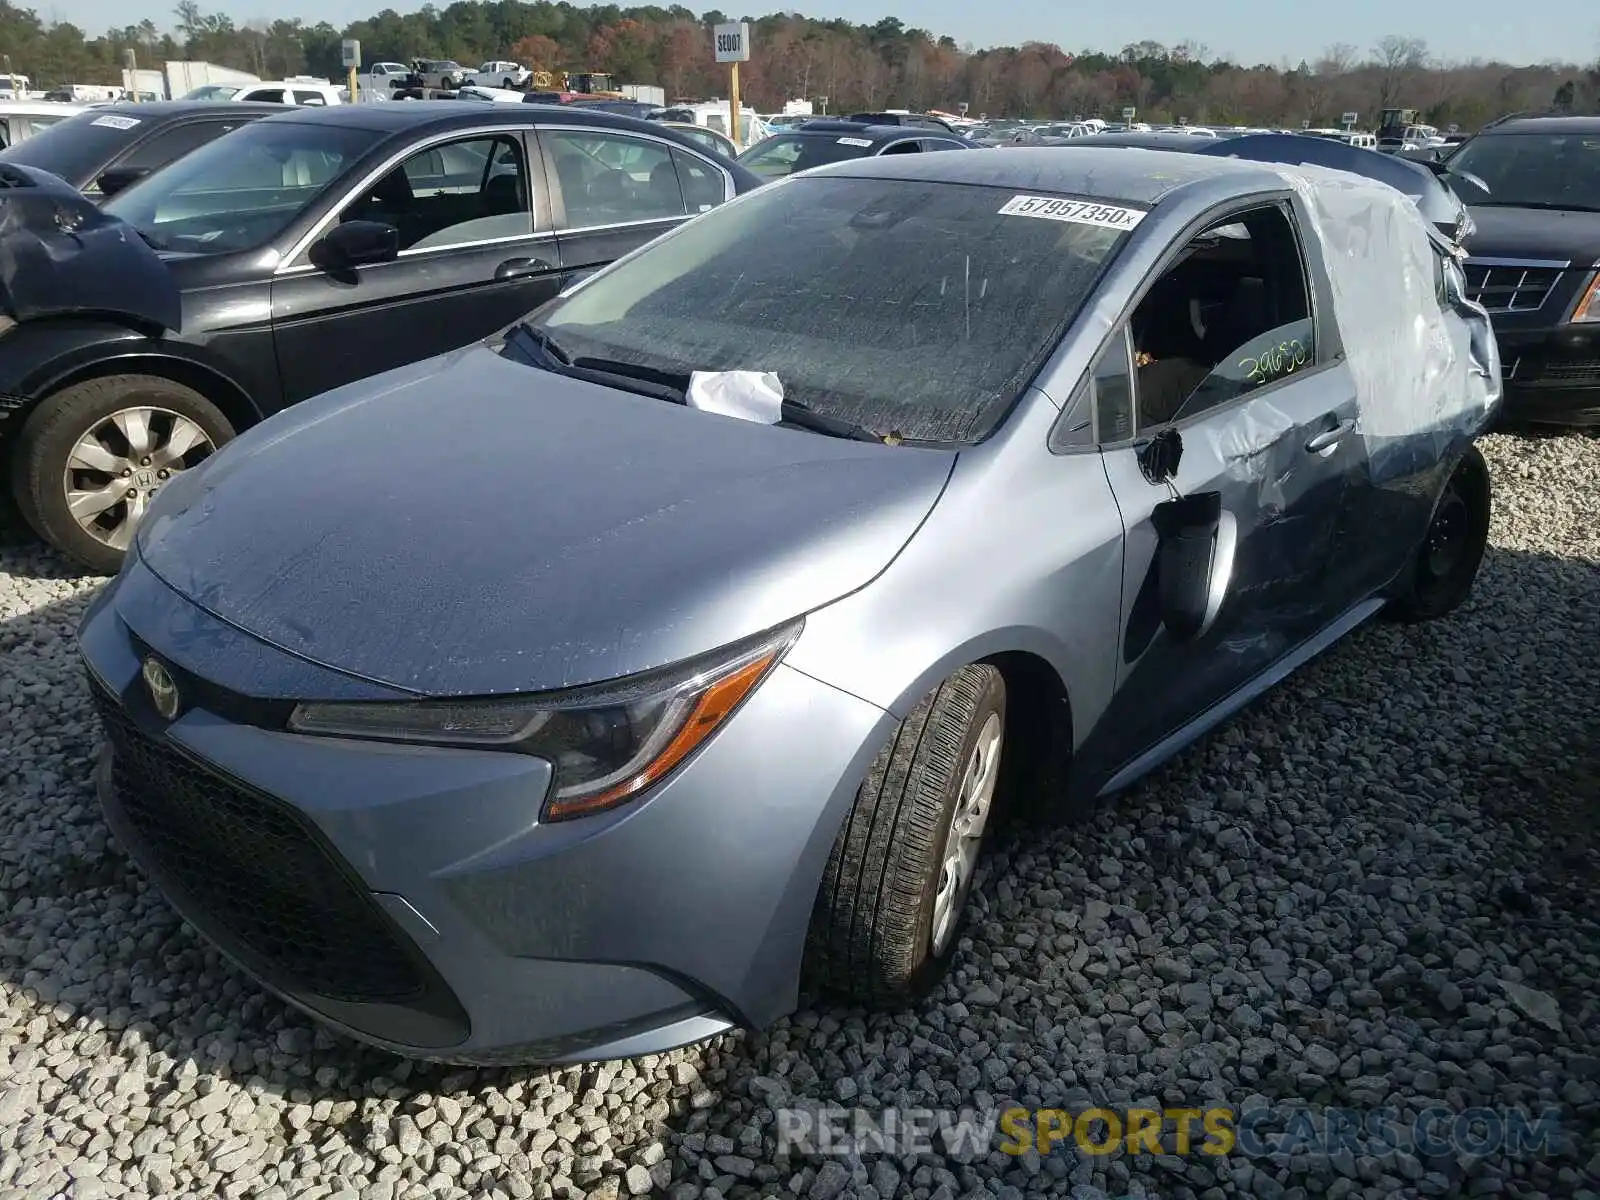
[41,0,1600,68]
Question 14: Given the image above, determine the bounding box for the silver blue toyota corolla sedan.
[79,146,1502,1063]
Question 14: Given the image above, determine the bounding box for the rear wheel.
[1388,445,1491,622]
[10,375,234,573]
[804,664,1006,1005]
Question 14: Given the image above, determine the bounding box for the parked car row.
[67,137,1503,1065]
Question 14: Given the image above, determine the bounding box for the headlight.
[1571,272,1600,324]
[288,621,801,821]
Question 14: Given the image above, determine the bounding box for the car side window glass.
[1129,206,1314,428]
[344,134,533,253]
[294,91,327,105]
[1093,327,1136,443]
[118,122,241,172]
[547,131,687,230]
[670,148,726,214]
[249,89,288,103]
[880,140,921,155]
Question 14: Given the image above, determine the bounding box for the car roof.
[1074,131,1214,150]
[1481,115,1600,135]
[250,100,697,139]
[248,101,762,186]
[0,101,91,115]
[804,144,1281,207]
[60,100,291,120]
[786,120,939,142]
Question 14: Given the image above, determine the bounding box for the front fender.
[0,319,260,446]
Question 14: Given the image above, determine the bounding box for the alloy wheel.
[62,407,216,550]
[931,711,1003,956]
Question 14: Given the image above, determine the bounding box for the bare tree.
[1316,42,1358,76]
[1373,34,1429,108]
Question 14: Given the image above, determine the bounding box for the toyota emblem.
[141,657,182,721]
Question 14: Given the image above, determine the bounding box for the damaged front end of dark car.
[0,163,181,340]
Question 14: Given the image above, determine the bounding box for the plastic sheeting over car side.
[1264,161,1501,453]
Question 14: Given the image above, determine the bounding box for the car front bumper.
[1495,327,1600,428]
[79,557,890,1063]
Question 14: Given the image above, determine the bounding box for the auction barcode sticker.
[90,114,141,130]
[837,137,874,147]
[997,194,1146,231]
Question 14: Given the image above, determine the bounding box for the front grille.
[92,688,428,1005]
[1463,261,1564,313]
[1530,358,1600,387]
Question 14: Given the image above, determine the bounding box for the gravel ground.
[2,431,1599,1200]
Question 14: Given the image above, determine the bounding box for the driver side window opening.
[1127,204,1314,428]
[342,134,532,253]
[880,140,922,155]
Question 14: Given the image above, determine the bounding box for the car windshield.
[738,133,875,179]
[1447,132,1600,211]
[0,109,141,184]
[103,119,378,254]
[522,176,1135,443]
[184,85,241,101]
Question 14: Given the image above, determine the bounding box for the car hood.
[1465,205,1600,264]
[135,344,956,697]
[0,163,180,331]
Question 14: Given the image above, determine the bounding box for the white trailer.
[164,61,259,101]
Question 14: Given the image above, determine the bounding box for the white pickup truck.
[463,61,531,89]
[354,62,411,99]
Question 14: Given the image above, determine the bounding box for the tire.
[804,664,1006,1005]
[1387,444,1491,622]
[10,375,235,574]
[502,77,515,89]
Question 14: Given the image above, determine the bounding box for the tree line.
[1,0,1597,129]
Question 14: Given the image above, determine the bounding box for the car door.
[269,128,564,404]
[1075,203,1375,787]
[543,128,732,290]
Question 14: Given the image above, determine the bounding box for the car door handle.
[1305,418,1357,454]
[494,257,551,281]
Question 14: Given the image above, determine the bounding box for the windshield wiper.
[506,320,572,365]
[504,323,688,404]
[570,355,689,400]
[134,228,168,251]
[779,400,899,444]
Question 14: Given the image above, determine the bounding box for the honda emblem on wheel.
[142,657,182,721]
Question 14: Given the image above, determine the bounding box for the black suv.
[1445,115,1600,426]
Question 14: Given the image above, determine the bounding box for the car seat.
[482,171,524,215]
[646,160,684,216]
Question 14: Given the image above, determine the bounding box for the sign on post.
[713,23,750,147]
[713,22,749,62]
[342,39,360,101]
[1121,105,1136,121]
[958,101,969,116]
[1341,111,1359,128]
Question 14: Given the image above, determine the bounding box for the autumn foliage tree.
[4,0,1597,129]
[508,34,559,74]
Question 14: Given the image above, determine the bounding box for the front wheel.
[803,664,1006,1005]
[1387,444,1491,622]
[10,375,234,573]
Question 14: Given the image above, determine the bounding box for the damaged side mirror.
[1135,427,1183,486]
[1151,490,1237,641]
